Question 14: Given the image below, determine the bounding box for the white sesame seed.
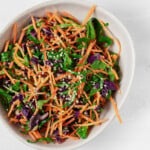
[68,75,71,79]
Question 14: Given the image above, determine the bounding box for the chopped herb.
[104,22,109,26]
[77,126,88,139]
[1,52,9,62]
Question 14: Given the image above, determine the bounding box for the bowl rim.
[0,0,135,150]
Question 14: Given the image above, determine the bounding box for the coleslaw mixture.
[0,5,121,144]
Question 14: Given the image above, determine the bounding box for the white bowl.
[0,0,135,150]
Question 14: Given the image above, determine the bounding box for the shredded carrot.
[82,5,96,25]
[29,131,36,141]
[3,68,15,84]
[13,23,17,44]
[8,100,20,117]
[73,119,107,126]
[31,16,38,32]
[111,68,119,80]
[110,97,122,123]
[4,41,9,52]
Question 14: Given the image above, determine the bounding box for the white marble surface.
[0,0,150,150]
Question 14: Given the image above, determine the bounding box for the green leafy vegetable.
[27,137,53,143]
[91,17,102,40]
[0,88,12,109]
[3,85,18,94]
[21,121,30,134]
[39,117,51,129]
[64,53,72,66]
[86,18,112,47]
[23,84,28,92]
[108,69,115,81]
[56,23,72,28]
[77,126,88,139]
[0,70,5,75]
[90,60,107,70]
[76,37,90,49]
[12,81,20,91]
[23,96,29,103]
[89,88,99,97]
[22,55,29,67]
[1,52,9,62]
[26,26,34,35]
[86,19,96,40]
[27,35,40,44]
[37,99,50,110]
[98,36,112,48]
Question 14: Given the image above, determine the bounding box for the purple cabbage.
[30,29,37,37]
[18,93,24,101]
[53,129,62,143]
[101,80,116,97]
[94,82,100,89]
[10,93,24,104]
[56,135,62,144]
[74,110,80,119]
[103,80,116,91]
[53,129,59,136]
[21,43,27,53]
[41,28,53,37]
[45,60,53,67]
[22,105,32,120]
[29,114,40,129]
[88,53,100,64]
[101,87,108,97]
[10,96,18,104]
[31,56,39,65]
